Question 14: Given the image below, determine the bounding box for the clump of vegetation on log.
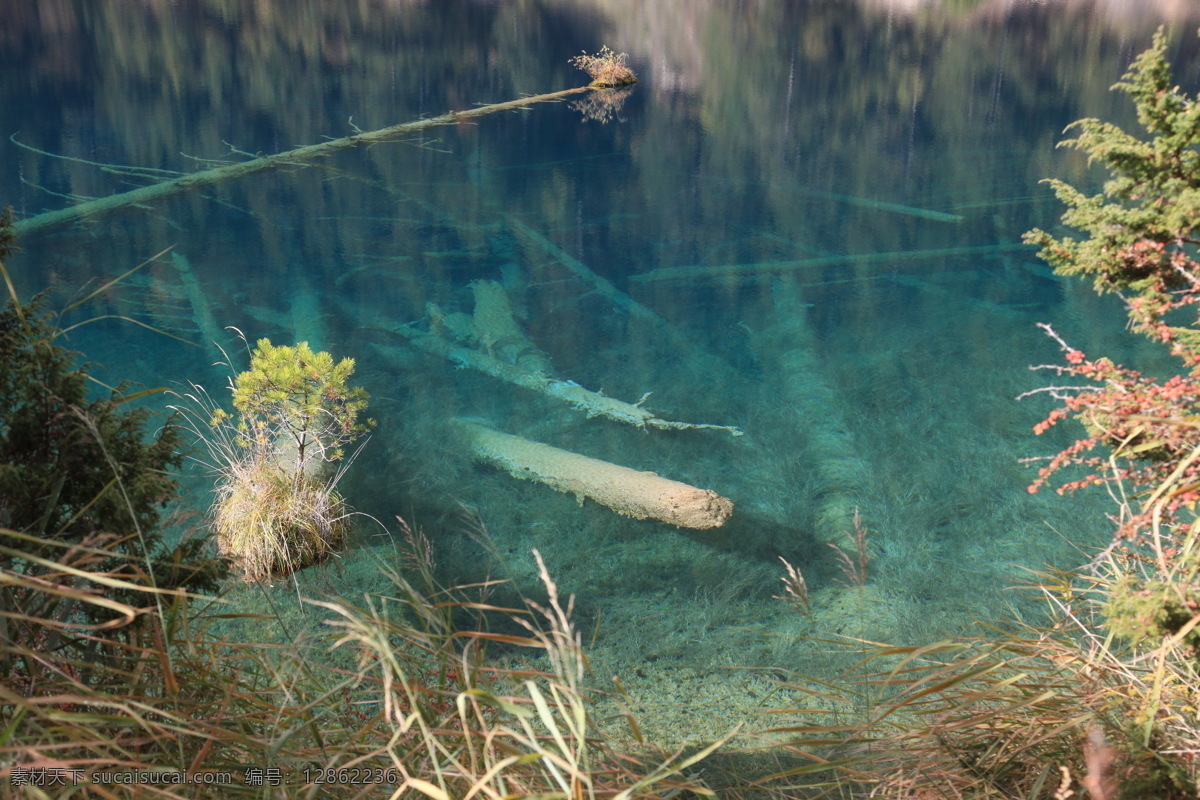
[570,45,637,87]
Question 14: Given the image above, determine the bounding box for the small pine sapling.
[216,339,371,478]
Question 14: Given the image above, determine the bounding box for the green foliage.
[0,205,17,259]
[1,297,172,541]
[0,293,221,596]
[1023,27,1200,530]
[1106,573,1200,654]
[1011,29,1200,796]
[223,338,371,474]
[1025,27,1200,356]
[0,212,225,714]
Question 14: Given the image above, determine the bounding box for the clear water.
[4,0,1199,743]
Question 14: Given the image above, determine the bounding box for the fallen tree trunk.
[505,213,744,390]
[455,419,734,529]
[505,214,667,328]
[170,252,226,355]
[359,280,742,435]
[13,87,593,240]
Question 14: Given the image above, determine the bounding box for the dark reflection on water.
[4,0,1200,710]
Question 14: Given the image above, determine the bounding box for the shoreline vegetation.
[5,34,1200,800]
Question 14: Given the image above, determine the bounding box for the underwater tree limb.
[384,323,743,436]
[630,243,1033,284]
[505,214,664,326]
[454,419,734,529]
[505,213,743,382]
[797,188,964,223]
[170,252,228,356]
[759,277,872,547]
[11,135,186,181]
[12,87,594,239]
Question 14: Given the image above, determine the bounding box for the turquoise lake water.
[4,0,1199,742]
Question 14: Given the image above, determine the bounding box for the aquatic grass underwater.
[7,180,1127,743]
[5,190,1119,734]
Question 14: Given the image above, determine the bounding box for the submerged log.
[504,213,744,389]
[170,252,228,357]
[371,280,742,435]
[13,87,593,240]
[762,277,872,547]
[386,322,743,435]
[505,214,666,327]
[795,188,964,222]
[455,419,734,529]
[630,243,1032,284]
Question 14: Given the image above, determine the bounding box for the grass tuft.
[211,457,351,582]
[750,557,1200,798]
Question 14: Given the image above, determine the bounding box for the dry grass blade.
[828,508,871,589]
[306,544,721,800]
[775,557,811,616]
[60,245,175,315]
[766,605,1195,796]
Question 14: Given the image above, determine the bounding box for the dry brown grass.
[211,456,350,582]
[746,562,1200,799]
[0,514,723,798]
